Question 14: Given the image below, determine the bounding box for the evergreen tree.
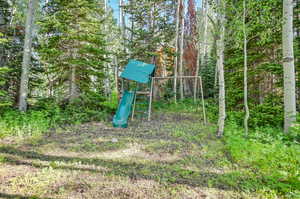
[123,0,176,63]
[39,0,109,100]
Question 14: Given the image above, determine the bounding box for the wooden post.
[200,76,207,125]
[193,75,198,103]
[148,77,154,121]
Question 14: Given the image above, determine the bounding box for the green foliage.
[154,98,204,114]
[226,99,283,128]
[202,100,300,196]
[225,124,300,196]
[0,92,114,138]
[224,0,283,110]
[0,66,12,108]
[39,0,109,96]
[100,91,119,112]
[0,110,51,138]
[200,58,217,98]
[123,0,175,62]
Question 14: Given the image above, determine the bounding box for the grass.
[0,99,299,198]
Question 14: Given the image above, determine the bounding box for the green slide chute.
[112,90,136,128]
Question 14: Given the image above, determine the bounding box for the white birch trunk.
[119,0,123,28]
[216,0,226,137]
[18,0,37,111]
[104,0,110,96]
[283,0,297,133]
[179,0,185,100]
[173,0,180,103]
[200,0,208,66]
[243,0,249,136]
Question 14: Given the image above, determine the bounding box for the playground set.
[112,59,206,128]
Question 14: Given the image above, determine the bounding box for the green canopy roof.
[120,59,155,84]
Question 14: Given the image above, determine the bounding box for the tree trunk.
[216,0,226,137]
[114,56,119,98]
[179,0,185,100]
[243,0,250,136]
[69,65,77,101]
[104,0,110,96]
[201,0,208,66]
[18,0,37,111]
[173,0,180,103]
[194,0,208,102]
[283,0,297,133]
[119,0,123,28]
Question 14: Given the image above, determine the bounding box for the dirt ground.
[0,112,258,199]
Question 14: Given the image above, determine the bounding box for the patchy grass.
[0,102,296,199]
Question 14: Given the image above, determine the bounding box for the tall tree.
[216,0,226,137]
[18,0,37,111]
[124,0,175,63]
[200,0,208,67]
[39,0,108,100]
[283,0,297,132]
[194,0,208,102]
[243,0,249,136]
[179,0,185,99]
[173,0,180,103]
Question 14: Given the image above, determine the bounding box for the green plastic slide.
[112,90,136,128]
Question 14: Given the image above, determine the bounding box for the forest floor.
[0,109,280,199]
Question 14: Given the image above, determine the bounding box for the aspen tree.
[216,0,226,137]
[19,0,38,111]
[174,0,180,103]
[243,0,249,136]
[283,0,297,133]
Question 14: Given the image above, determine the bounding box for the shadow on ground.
[0,192,54,199]
[0,146,256,192]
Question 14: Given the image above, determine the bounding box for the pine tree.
[124,0,176,63]
[39,0,109,100]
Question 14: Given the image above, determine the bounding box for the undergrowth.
[155,99,300,198]
[0,92,118,138]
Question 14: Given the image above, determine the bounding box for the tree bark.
[179,0,185,100]
[216,0,226,137]
[18,0,37,111]
[173,0,180,103]
[69,65,77,101]
[243,0,249,136]
[200,0,208,66]
[283,0,297,133]
[194,0,208,102]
